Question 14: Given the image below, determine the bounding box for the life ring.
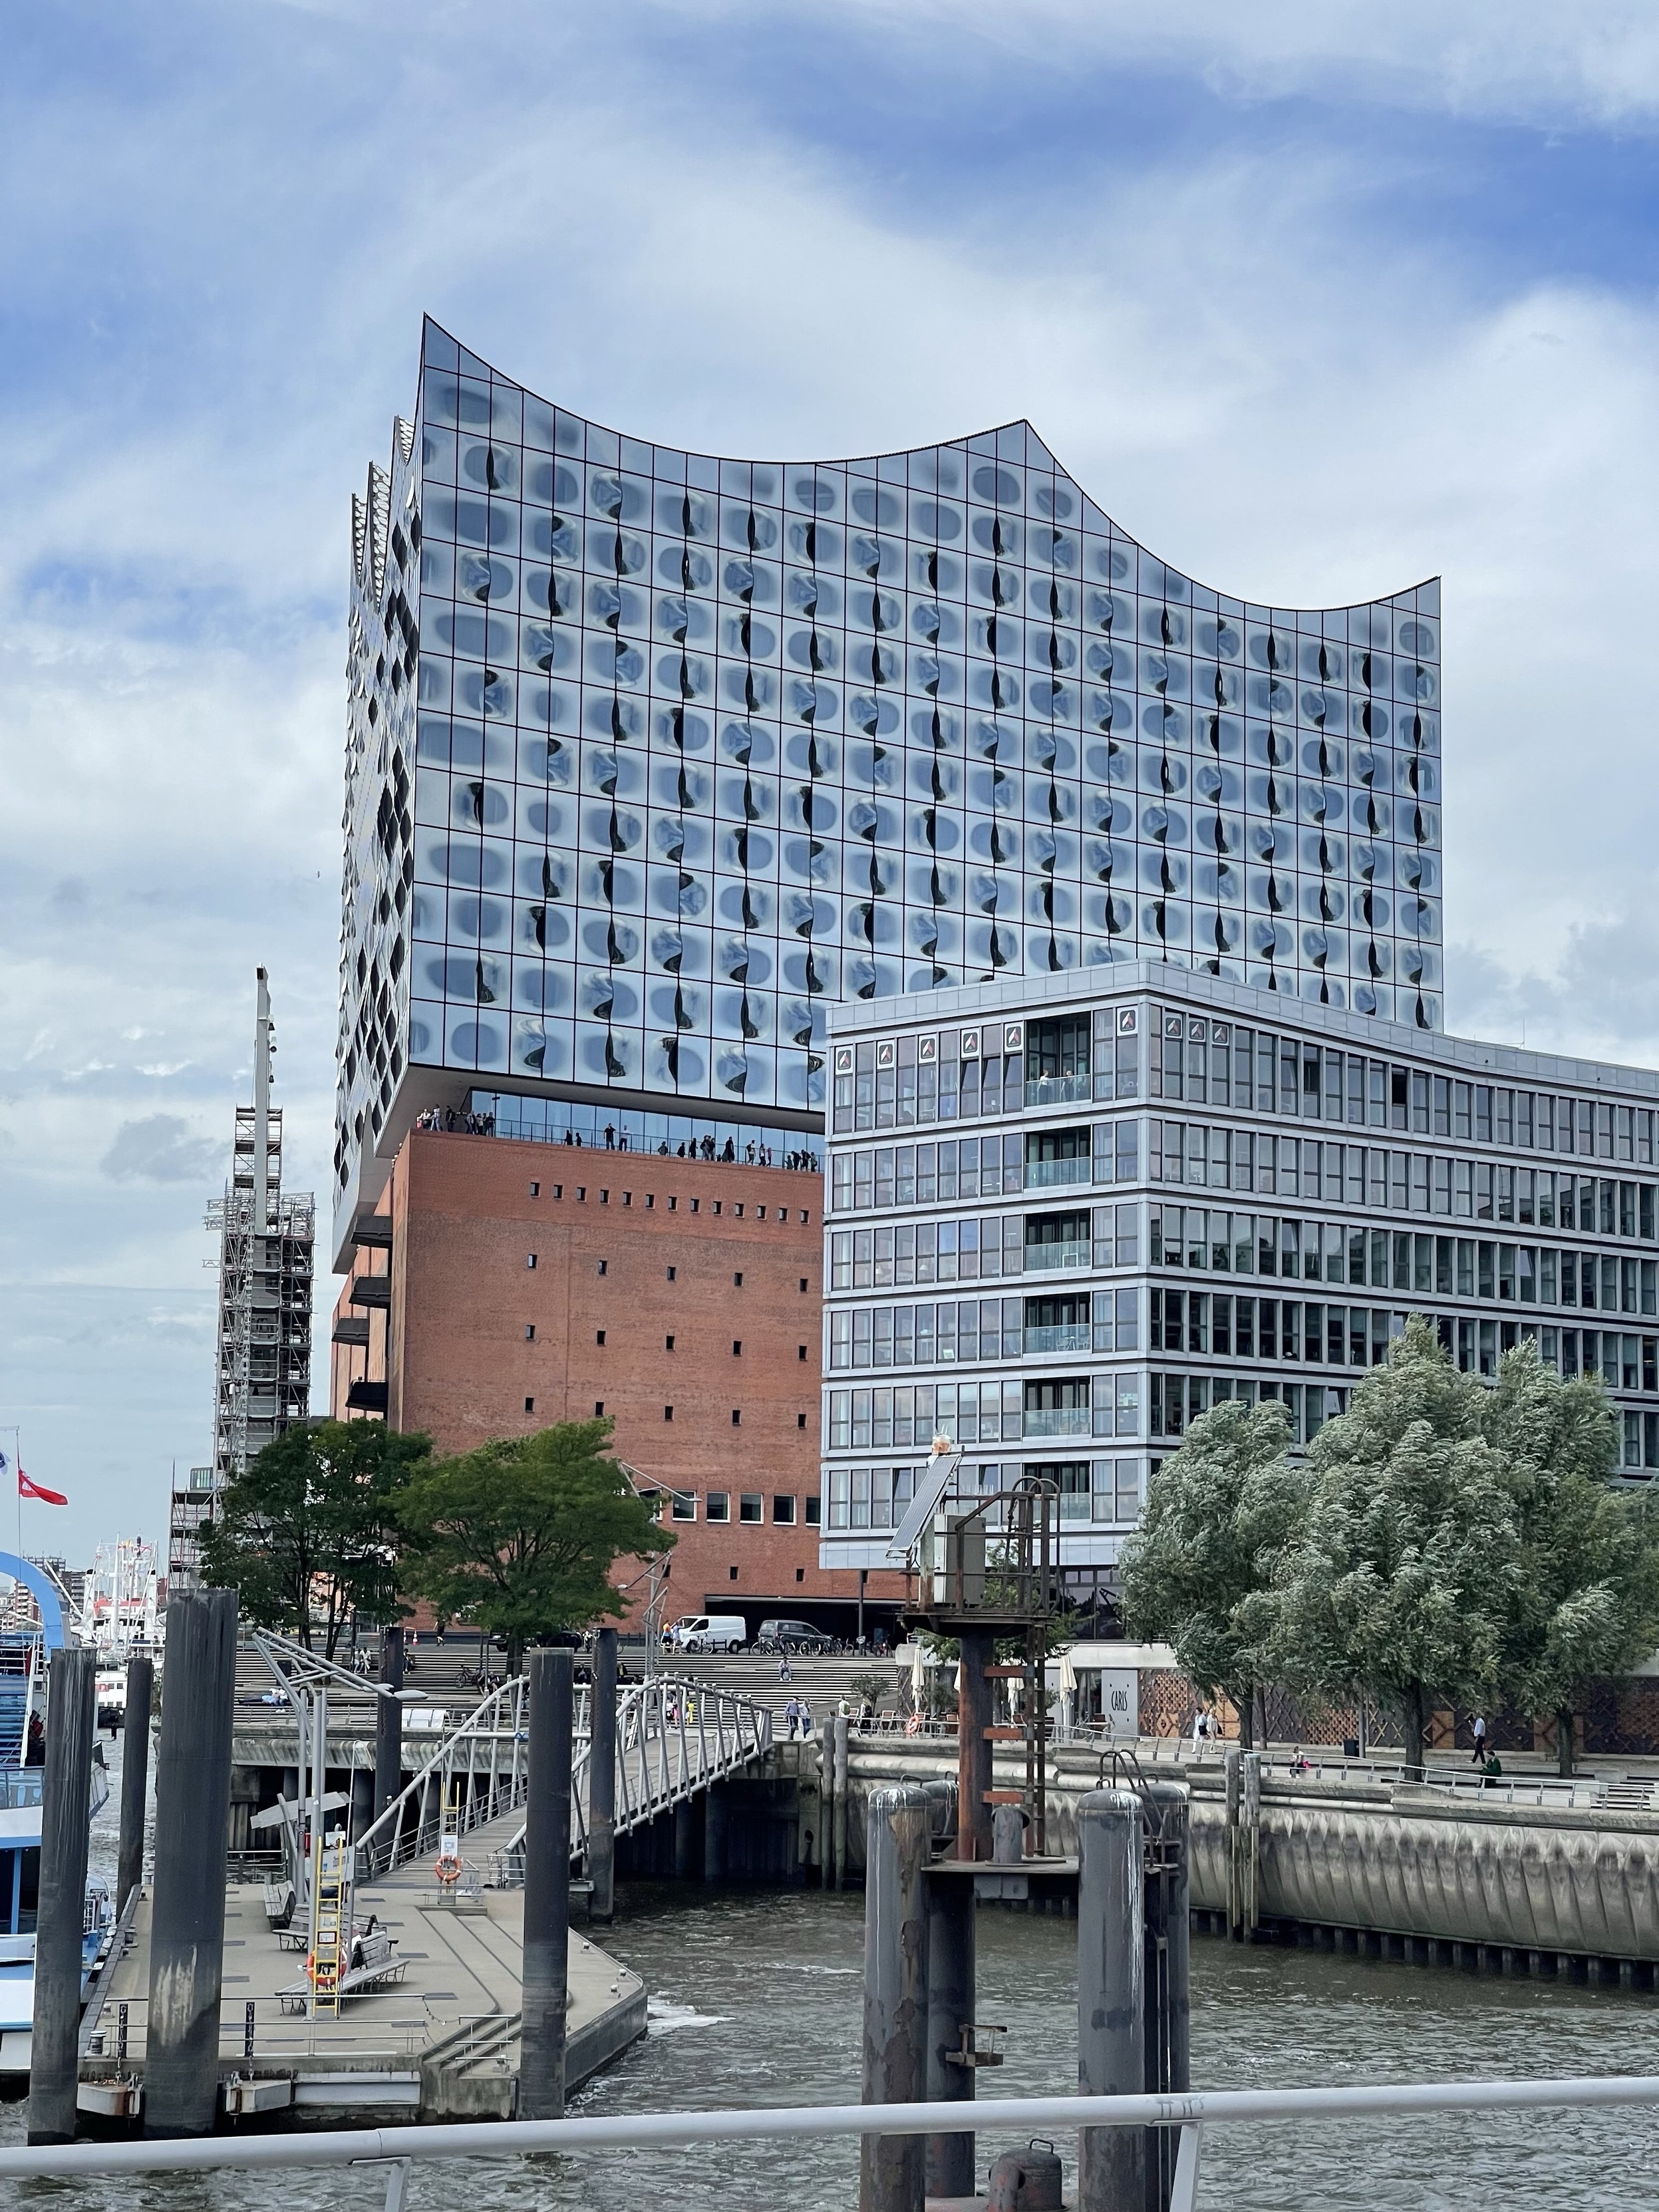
[434,1851,462,1883]
[905,1713,923,1737]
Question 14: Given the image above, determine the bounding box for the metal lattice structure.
[173,971,315,1593]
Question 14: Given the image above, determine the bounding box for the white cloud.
[6,0,1659,1541]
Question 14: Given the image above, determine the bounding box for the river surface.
[5,1738,1659,2208]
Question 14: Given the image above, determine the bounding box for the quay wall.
[833,1742,1659,1962]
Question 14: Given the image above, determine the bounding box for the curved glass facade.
[335,317,1441,1256]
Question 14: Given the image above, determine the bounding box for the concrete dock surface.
[80,1806,646,2122]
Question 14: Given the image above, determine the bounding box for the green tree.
[1273,1318,1521,1772]
[398,1419,672,1668]
[1484,1341,1659,1776]
[198,1418,431,1658]
[1120,1397,1306,1746]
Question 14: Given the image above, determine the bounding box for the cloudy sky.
[5,0,1659,1558]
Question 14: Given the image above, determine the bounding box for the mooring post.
[116,1649,154,1921]
[520,1647,573,2121]
[860,1782,932,2212]
[957,1627,995,1863]
[820,1718,836,1889]
[704,1782,726,1884]
[374,1624,404,1833]
[833,1713,851,1890]
[145,1588,238,2139]
[1223,1744,1241,1941]
[925,1873,976,2200]
[588,1628,618,1921]
[28,1646,96,2145]
[1143,1780,1192,2212]
[1076,1788,1145,2212]
[1242,1750,1262,1937]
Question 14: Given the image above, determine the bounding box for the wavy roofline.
[418,315,1439,625]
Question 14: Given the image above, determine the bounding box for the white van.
[664,1614,747,1655]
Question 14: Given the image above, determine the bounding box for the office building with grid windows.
[334,317,1442,1269]
[816,964,1659,1588]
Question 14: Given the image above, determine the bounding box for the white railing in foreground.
[5,2076,1659,2208]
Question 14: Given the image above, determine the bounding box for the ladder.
[311,1837,349,2016]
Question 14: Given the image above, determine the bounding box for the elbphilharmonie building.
[333,317,1441,1261]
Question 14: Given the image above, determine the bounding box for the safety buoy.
[434,1851,462,1883]
[905,1713,923,1737]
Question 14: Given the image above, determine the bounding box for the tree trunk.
[1406,1683,1430,1779]
[1237,1684,1255,1750]
[1556,1706,1577,1780]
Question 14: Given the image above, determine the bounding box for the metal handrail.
[6,2076,1659,2196]
[498,1674,773,1871]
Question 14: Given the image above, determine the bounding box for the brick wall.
[331,1130,907,1631]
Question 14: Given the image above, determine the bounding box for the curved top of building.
[332,317,1441,1257]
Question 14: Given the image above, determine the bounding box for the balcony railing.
[1024,1156,1090,1189]
[1024,1323,1092,1354]
[1022,1406,1091,1438]
[1024,1240,1091,1272]
[1025,1071,1091,1107]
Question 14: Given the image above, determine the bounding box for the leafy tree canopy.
[398,1418,671,1665]
[198,1418,431,1658]
[1483,1340,1659,1773]
[1120,1397,1306,1745]
[1273,1317,1521,1769]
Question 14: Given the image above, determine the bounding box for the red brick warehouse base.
[331,1129,908,1635]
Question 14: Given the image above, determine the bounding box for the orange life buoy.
[434,1851,462,1883]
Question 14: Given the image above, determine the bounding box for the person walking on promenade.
[784,1696,801,1740]
[800,1698,815,1740]
[1471,1713,1488,1765]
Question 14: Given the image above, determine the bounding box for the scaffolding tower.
[170,970,315,1594]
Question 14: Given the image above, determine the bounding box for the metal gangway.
[351,1670,772,1882]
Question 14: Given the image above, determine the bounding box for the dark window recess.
[797,1413,807,1429]
[798,1344,808,1360]
[806,1495,822,1527]
[1028,1015,1090,1082]
[527,1254,538,1269]
[595,1400,605,1416]
[733,1339,742,1356]
[524,1324,535,1341]
[796,1568,806,1583]
[529,1181,539,1197]
[667,1265,677,1281]
[665,1334,675,1350]
[665,1406,675,1422]
[731,1409,742,1426]
[740,1494,762,1522]
[730,1566,740,1581]
[734,1271,744,1287]
[597,1259,608,1275]
[800,1278,809,1292]
[524,1396,535,1413]
[596,1329,606,1345]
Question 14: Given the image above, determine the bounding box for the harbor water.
[6,1861,1659,2209]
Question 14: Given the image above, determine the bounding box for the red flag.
[17,1471,67,1506]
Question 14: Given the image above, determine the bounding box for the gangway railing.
[492,1674,772,1883]
[351,1673,595,1877]
[7,2074,1659,2208]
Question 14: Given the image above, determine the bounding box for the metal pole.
[28,1647,96,2145]
[924,1875,975,2199]
[116,1650,154,1921]
[957,1629,994,1862]
[145,1589,239,2138]
[821,1718,837,1890]
[859,1783,931,2212]
[588,1629,618,1921]
[833,1713,850,1891]
[1143,1780,1191,2212]
[1077,1788,1145,2212]
[520,1649,572,2122]
[375,1625,404,1831]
